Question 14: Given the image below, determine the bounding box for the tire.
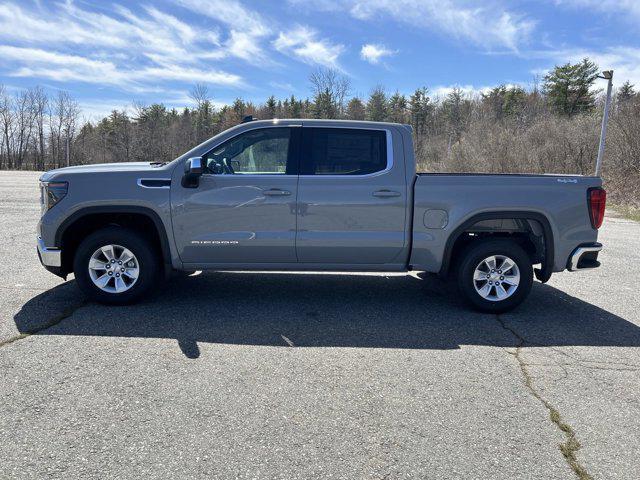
[457,239,533,313]
[73,226,161,305]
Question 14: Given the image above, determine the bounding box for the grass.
[608,204,640,223]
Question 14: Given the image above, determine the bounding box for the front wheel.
[457,239,533,313]
[73,226,161,305]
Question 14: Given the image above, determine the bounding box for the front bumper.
[37,236,61,267]
[567,243,602,271]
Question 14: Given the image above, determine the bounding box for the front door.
[296,126,408,265]
[172,126,299,265]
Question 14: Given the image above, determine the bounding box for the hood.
[40,162,165,181]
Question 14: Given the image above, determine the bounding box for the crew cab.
[37,119,606,312]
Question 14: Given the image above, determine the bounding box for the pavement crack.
[0,301,86,348]
[496,314,593,480]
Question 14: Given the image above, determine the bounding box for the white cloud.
[226,30,266,62]
[269,81,297,93]
[555,0,640,20]
[360,44,396,64]
[289,0,535,51]
[273,26,344,68]
[0,2,244,92]
[431,85,494,98]
[0,46,242,92]
[175,0,271,62]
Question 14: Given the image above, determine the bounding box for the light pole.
[595,70,613,177]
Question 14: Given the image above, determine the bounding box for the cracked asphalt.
[1,171,639,479]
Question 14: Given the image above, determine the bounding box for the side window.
[204,128,291,175]
[303,128,387,175]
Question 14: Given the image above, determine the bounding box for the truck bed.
[410,173,602,274]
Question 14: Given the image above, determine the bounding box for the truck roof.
[244,118,411,130]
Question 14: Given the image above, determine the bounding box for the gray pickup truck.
[37,119,606,312]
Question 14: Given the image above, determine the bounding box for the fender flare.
[439,210,555,283]
[55,205,172,266]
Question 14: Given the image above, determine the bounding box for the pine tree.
[617,81,636,104]
[481,85,508,120]
[409,87,432,136]
[346,97,365,120]
[442,88,466,139]
[543,58,600,116]
[290,95,302,118]
[503,86,527,118]
[312,88,337,119]
[265,95,277,119]
[388,91,408,123]
[366,86,388,122]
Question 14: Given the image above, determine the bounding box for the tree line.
[1,58,639,207]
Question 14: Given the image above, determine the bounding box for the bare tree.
[189,83,210,109]
[30,87,48,170]
[14,90,36,169]
[309,68,351,118]
[0,85,13,170]
[62,93,80,167]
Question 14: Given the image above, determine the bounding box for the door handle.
[262,188,291,196]
[372,189,401,198]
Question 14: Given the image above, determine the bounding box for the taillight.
[588,187,606,229]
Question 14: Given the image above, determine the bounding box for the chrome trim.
[37,237,62,267]
[568,244,602,271]
[137,178,171,189]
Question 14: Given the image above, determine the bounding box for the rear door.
[296,125,408,265]
[171,126,300,265]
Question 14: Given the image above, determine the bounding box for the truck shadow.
[13,272,640,358]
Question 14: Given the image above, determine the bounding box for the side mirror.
[182,157,203,188]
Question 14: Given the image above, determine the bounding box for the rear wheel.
[73,226,160,305]
[457,239,533,313]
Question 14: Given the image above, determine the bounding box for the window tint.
[204,128,291,175]
[303,128,387,175]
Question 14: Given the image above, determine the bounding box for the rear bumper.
[37,236,61,267]
[567,243,602,271]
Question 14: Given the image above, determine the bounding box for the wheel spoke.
[495,283,509,299]
[119,250,134,263]
[89,258,106,270]
[477,283,492,298]
[123,268,139,280]
[500,257,515,273]
[502,274,519,286]
[114,276,127,292]
[101,245,116,261]
[473,269,488,281]
[95,273,111,288]
[484,256,497,270]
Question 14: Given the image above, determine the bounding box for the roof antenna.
[242,115,255,123]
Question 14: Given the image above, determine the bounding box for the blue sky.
[1,0,639,120]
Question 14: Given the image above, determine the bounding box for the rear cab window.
[301,128,388,175]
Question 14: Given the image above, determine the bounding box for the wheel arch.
[439,210,555,283]
[56,206,172,275]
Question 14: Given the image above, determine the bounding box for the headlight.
[40,181,68,211]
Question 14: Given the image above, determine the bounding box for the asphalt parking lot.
[1,170,639,479]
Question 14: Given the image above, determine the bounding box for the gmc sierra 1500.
[37,119,605,312]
